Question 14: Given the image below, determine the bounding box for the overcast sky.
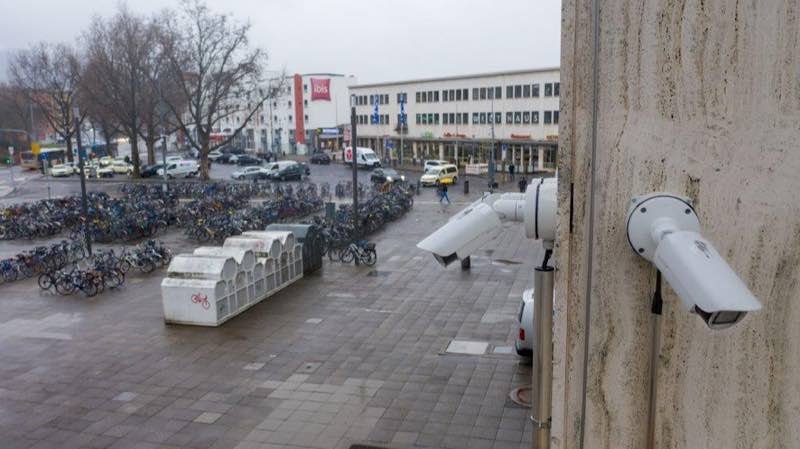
[0,0,561,84]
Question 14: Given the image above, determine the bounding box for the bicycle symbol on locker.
[191,293,210,310]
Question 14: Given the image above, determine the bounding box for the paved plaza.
[0,169,543,449]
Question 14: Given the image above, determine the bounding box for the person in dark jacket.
[518,176,528,193]
[509,162,515,181]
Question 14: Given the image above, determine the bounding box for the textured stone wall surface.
[554,0,800,448]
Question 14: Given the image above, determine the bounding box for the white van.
[157,160,198,178]
[263,160,298,177]
[344,147,381,168]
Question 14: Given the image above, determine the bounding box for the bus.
[20,147,68,171]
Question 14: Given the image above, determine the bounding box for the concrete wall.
[554,0,800,448]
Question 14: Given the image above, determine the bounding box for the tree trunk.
[146,138,156,165]
[130,136,141,178]
[102,129,115,157]
[65,137,74,163]
[199,134,210,180]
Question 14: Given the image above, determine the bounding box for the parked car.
[219,153,237,164]
[515,288,535,357]
[165,156,183,164]
[310,152,331,164]
[370,168,405,184]
[140,164,164,178]
[87,161,114,178]
[97,156,114,167]
[419,164,458,186]
[236,155,263,166]
[157,160,199,178]
[231,166,268,180]
[49,164,74,177]
[269,163,304,181]
[111,160,133,174]
[263,160,298,178]
[207,150,224,161]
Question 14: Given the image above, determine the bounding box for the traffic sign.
[343,125,351,143]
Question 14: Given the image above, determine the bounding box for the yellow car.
[419,164,459,186]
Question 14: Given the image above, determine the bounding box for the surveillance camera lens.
[640,207,647,213]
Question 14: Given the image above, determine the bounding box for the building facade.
[220,73,355,155]
[349,67,560,172]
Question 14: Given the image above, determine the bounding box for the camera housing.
[626,193,762,329]
[417,178,557,266]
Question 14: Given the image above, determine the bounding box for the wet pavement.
[0,166,544,449]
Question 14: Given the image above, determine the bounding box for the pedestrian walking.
[518,176,528,193]
[439,183,450,204]
[509,162,515,182]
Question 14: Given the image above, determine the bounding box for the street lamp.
[72,107,92,256]
[349,94,359,253]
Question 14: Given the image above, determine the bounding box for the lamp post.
[73,107,92,256]
[159,77,168,193]
[489,95,496,190]
[350,94,359,250]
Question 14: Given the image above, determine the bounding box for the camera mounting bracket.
[626,193,700,262]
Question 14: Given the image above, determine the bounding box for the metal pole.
[74,110,92,256]
[399,99,404,167]
[350,99,360,263]
[159,78,168,193]
[532,265,554,449]
[7,146,16,192]
[490,95,496,190]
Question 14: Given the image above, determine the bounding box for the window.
[507,86,513,98]
[544,111,552,124]
[532,111,539,124]
[421,114,427,125]
[523,111,530,124]
[462,112,468,123]
[442,90,448,102]
[385,94,390,104]
[416,113,421,124]
[506,112,513,124]
[514,112,522,124]
[456,89,462,101]
[288,115,293,122]
[450,113,455,124]
[416,92,421,103]
[421,92,427,102]
[480,87,487,100]
[456,113,462,124]
[273,115,278,122]
[303,84,308,93]
[554,82,560,96]
[433,91,439,102]
[434,114,439,125]
[463,88,468,100]
[472,113,479,124]
[545,83,553,96]
[553,111,559,124]
[514,85,522,98]
[533,84,540,97]
[472,88,479,100]
[479,113,486,124]
[495,112,501,124]
[523,85,531,98]
[449,89,455,101]
[443,114,449,125]
[427,113,433,124]
[487,87,493,100]
[369,95,374,104]
[288,100,292,107]
[495,86,502,99]
[304,100,308,107]
[379,115,384,125]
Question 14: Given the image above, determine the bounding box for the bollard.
[464,179,469,195]
[416,182,421,196]
[460,256,471,270]
[325,202,336,220]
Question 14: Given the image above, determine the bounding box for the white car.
[231,166,268,180]
[515,288,535,357]
[158,160,199,178]
[111,160,133,174]
[424,159,448,171]
[95,164,114,178]
[97,156,114,167]
[49,164,74,177]
[207,150,223,161]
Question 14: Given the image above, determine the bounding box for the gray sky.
[0,0,561,84]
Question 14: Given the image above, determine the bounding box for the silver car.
[231,166,268,180]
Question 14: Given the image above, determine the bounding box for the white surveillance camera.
[626,193,762,329]
[417,197,502,267]
[417,177,557,266]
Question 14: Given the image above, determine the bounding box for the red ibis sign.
[310,78,331,101]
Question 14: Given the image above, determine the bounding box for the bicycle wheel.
[56,276,76,295]
[340,247,355,264]
[81,279,98,297]
[38,273,54,290]
[117,259,131,274]
[363,249,377,266]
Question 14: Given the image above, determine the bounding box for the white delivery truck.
[343,146,381,169]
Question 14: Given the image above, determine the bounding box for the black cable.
[541,249,553,269]
[651,270,662,315]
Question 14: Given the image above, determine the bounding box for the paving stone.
[194,412,223,424]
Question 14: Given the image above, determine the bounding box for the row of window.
[412,111,560,126]
[355,82,560,107]
[355,114,391,125]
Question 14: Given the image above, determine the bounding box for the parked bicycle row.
[0,239,86,284]
[314,185,415,265]
[37,240,171,296]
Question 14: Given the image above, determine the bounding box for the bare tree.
[81,6,161,176]
[8,43,85,162]
[0,83,33,131]
[159,0,280,180]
